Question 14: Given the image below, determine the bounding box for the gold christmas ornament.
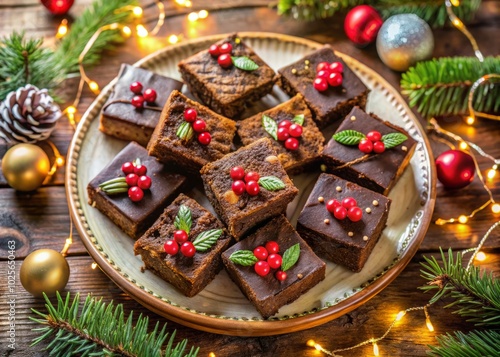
[1,143,50,191]
[20,249,70,297]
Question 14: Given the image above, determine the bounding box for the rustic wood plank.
[1,254,498,357]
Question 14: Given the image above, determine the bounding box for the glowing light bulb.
[168,34,179,44]
[89,81,100,94]
[475,251,486,261]
[426,317,434,332]
[56,19,68,38]
[372,341,380,356]
[175,0,186,5]
[188,12,199,22]
[198,10,209,19]
[487,169,496,180]
[91,262,98,269]
[458,215,468,224]
[185,0,192,6]
[208,353,216,357]
[66,106,76,114]
[492,203,500,214]
[56,157,65,166]
[307,340,316,347]
[453,18,463,28]
[133,6,143,17]
[459,141,468,150]
[122,26,132,37]
[450,0,460,6]
[395,311,406,321]
[466,116,475,125]
[136,24,148,38]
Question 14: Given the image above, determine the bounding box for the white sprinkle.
[348,232,354,237]
[363,236,369,241]
[402,145,408,152]
[318,196,324,203]
[324,219,330,224]
[350,116,356,121]
[372,200,379,206]
[336,186,342,192]
[365,207,372,213]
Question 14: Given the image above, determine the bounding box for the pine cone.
[0,84,62,144]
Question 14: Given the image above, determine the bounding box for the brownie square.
[178,33,277,118]
[322,106,417,195]
[147,90,236,173]
[200,138,298,240]
[237,94,324,174]
[134,194,232,297]
[222,215,326,318]
[100,64,183,147]
[87,142,186,238]
[278,46,368,128]
[297,173,391,272]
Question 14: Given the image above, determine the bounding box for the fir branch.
[428,330,500,357]
[0,32,61,100]
[420,248,500,327]
[30,292,199,357]
[53,0,137,75]
[276,0,481,27]
[401,56,500,118]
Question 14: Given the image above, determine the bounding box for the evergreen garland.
[0,0,137,102]
[400,56,500,119]
[276,0,481,27]
[420,248,500,356]
[30,292,199,357]
[428,330,500,357]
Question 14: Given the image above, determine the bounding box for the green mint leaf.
[192,229,223,252]
[231,56,259,71]
[292,114,305,126]
[258,176,286,191]
[229,250,258,266]
[99,177,128,194]
[281,243,300,271]
[262,114,278,140]
[333,130,366,145]
[174,205,192,234]
[176,121,194,142]
[381,132,408,149]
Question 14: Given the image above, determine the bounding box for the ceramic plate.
[66,32,436,336]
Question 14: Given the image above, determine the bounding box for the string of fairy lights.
[307,1,499,355]
[41,1,498,356]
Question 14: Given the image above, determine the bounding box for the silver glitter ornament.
[376,14,434,71]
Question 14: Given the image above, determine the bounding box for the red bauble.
[435,150,475,189]
[344,5,383,46]
[41,0,74,15]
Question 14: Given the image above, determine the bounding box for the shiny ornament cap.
[0,84,62,144]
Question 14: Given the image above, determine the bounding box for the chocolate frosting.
[88,141,186,222]
[297,173,390,248]
[102,64,183,129]
[278,46,367,119]
[222,215,325,301]
[322,106,417,191]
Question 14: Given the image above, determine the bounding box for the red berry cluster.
[209,42,233,69]
[325,197,363,222]
[358,131,385,154]
[313,61,344,92]
[183,108,211,145]
[230,167,260,196]
[277,120,303,151]
[129,81,157,108]
[253,241,288,280]
[163,230,196,258]
[121,161,152,202]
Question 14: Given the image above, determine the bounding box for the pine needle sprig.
[428,330,500,357]
[420,248,500,327]
[53,0,138,75]
[377,0,481,28]
[0,32,61,100]
[401,56,500,119]
[30,292,199,357]
[276,0,481,27]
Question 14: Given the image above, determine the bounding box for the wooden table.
[1,1,499,356]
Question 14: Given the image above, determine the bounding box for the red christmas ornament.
[40,0,74,15]
[435,150,475,189]
[344,5,383,46]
